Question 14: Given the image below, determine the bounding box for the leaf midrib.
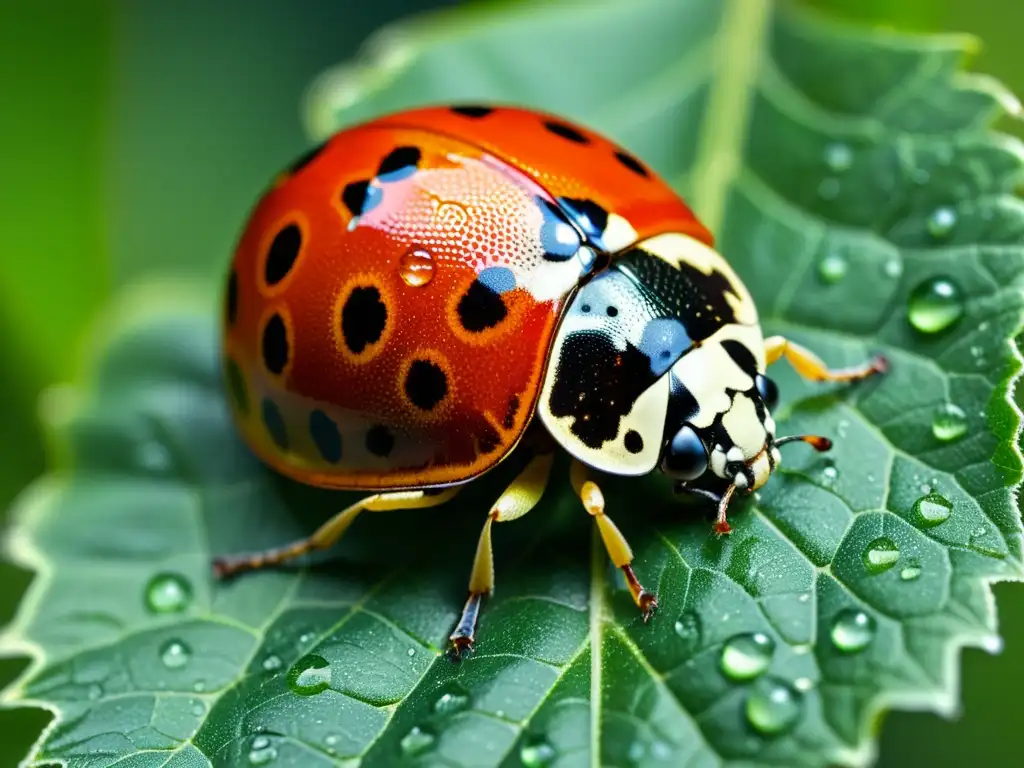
[689,0,771,231]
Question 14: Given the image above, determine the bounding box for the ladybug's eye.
[660,425,708,481]
[756,374,779,409]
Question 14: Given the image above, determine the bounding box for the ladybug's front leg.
[448,451,554,659]
[570,460,657,621]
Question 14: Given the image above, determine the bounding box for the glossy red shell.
[223,105,710,489]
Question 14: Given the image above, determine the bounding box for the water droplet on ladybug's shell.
[399,249,435,287]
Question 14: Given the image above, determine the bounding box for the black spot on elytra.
[262,313,289,375]
[342,180,371,215]
[287,140,327,175]
[226,270,238,325]
[615,150,649,178]
[621,248,738,342]
[377,146,421,176]
[721,340,758,380]
[624,430,644,454]
[262,398,288,450]
[264,223,302,286]
[457,279,507,332]
[309,409,342,463]
[224,357,248,414]
[559,197,609,245]
[341,286,387,354]
[451,105,494,118]
[366,424,394,457]
[477,423,502,454]
[503,394,521,430]
[544,120,589,144]
[606,306,618,317]
[548,331,659,450]
[405,359,448,411]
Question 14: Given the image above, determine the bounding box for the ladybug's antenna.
[774,434,832,452]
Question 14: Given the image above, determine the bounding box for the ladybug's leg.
[764,336,887,383]
[448,451,554,659]
[570,460,657,621]
[212,488,459,579]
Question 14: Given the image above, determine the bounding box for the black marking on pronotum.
[405,359,449,411]
[309,409,343,463]
[342,180,371,216]
[264,223,302,286]
[365,424,395,457]
[548,331,659,450]
[377,146,421,177]
[614,150,649,177]
[262,313,289,375]
[341,286,387,354]
[663,373,700,443]
[543,120,589,144]
[457,278,507,332]
[720,340,758,380]
[622,248,739,342]
[451,105,494,118]
[624,429,644,454]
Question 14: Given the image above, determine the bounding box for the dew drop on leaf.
[883,255,903,278]
[159,639,191,669]
[913,491,953,528]
[830,609,876,653]
[87,683,102,701]
[520,738,557,767]
[248,735,278,766]
[823,142,853,172]
[287,654,332,696]
[744,678,803,736]
[927,206,957,239]
[191,700,206,717]
[822,459,838,483]
[932,403,967,442]
[673,610,701,653]
[720,632,775,680]
[862,536,900,573]
[900,562,922,581]
[399,249,435,287]
[144,573,193,614]
[400,726,435,756]
[261,654,282,672]
[432,685,470,716]
[907,277,964,334]
[817,252,847,284]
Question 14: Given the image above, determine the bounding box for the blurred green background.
[0,0,1019,764]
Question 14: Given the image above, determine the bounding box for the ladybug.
[215,105,886,656]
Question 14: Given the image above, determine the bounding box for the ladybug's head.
[660,368,832,531]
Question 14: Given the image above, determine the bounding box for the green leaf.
[4,0,1024,766]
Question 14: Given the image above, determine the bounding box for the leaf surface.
[4,0,1024,766]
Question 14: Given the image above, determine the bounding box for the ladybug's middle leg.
[448,450,554,659]
[571,460,657,621]
[212,487,460,579]
[764,335,887,383]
